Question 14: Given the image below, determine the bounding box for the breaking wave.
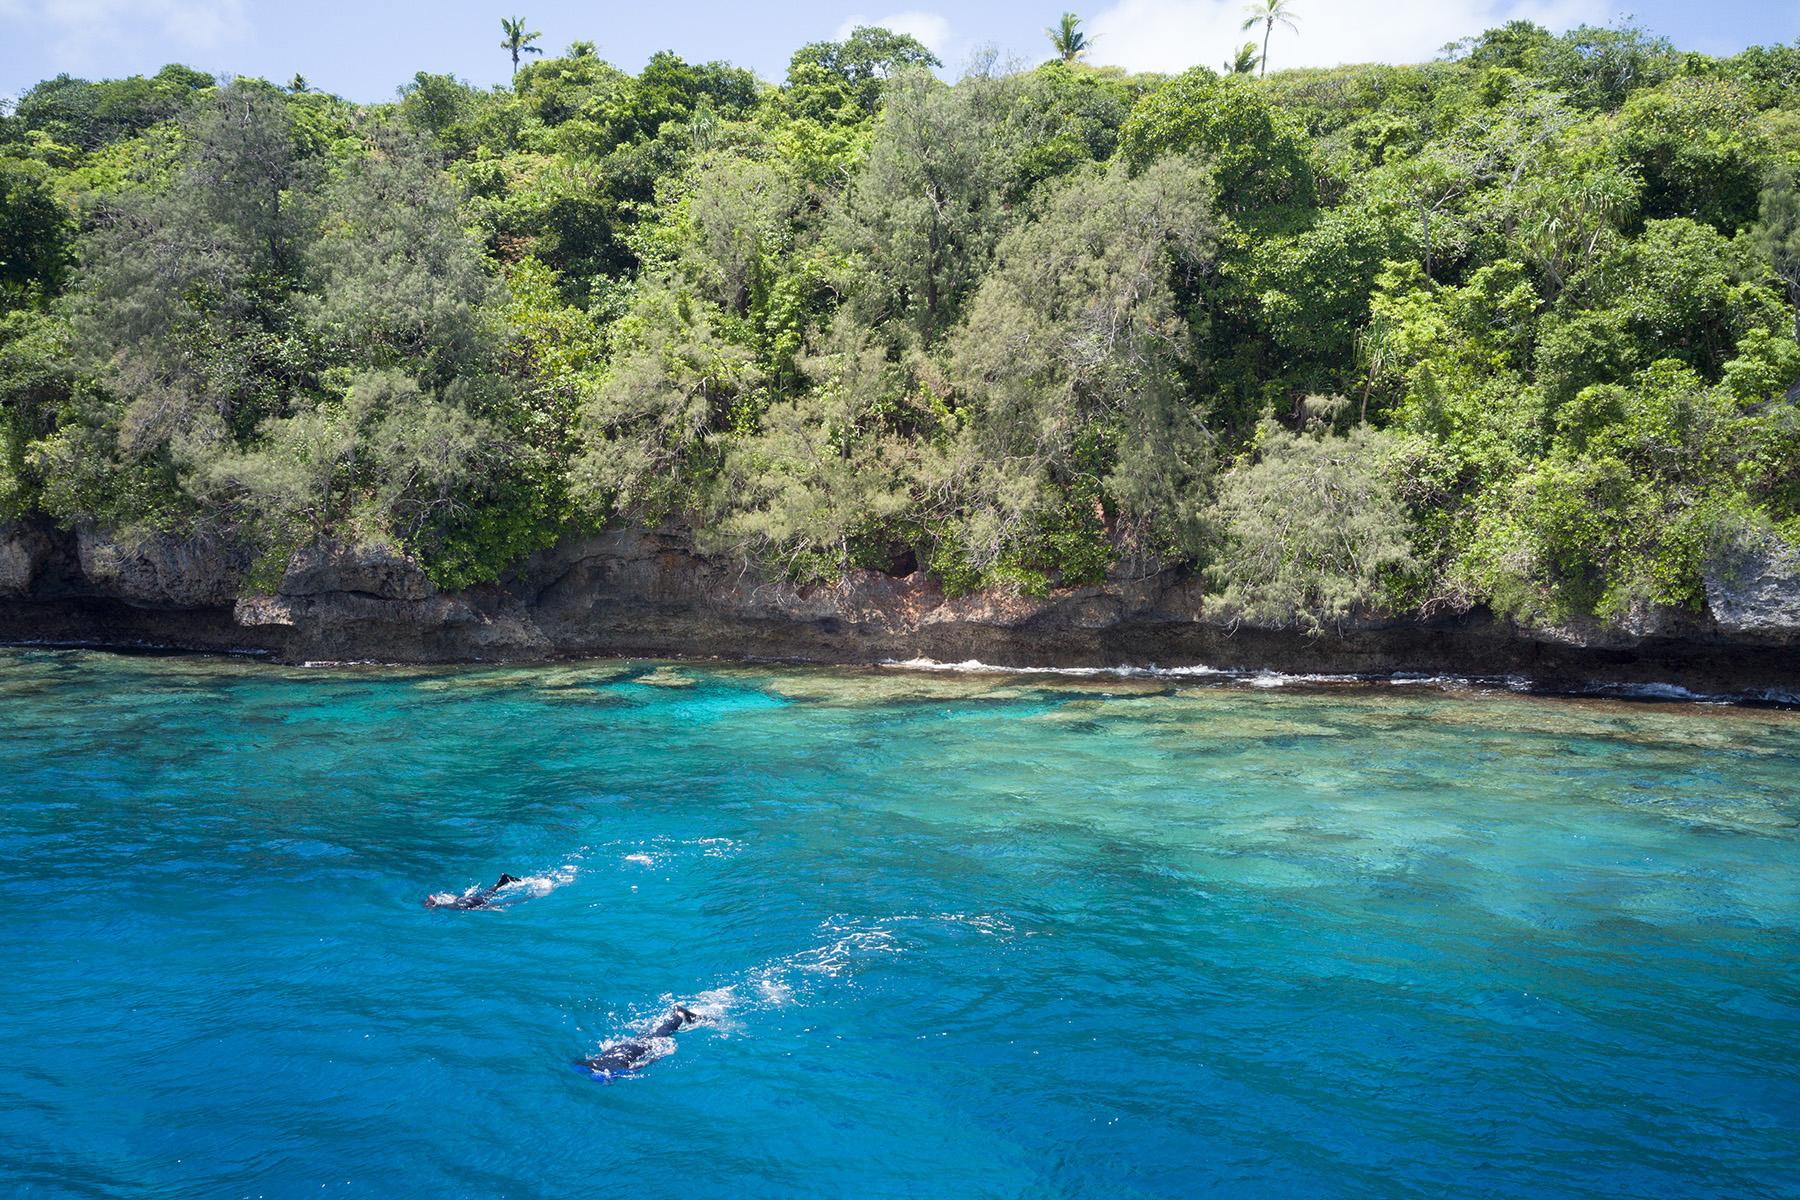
[881,657,1796,706]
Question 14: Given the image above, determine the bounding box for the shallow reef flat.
[2,646,1795,1199]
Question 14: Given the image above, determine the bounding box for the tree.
[674,153,800,318]
[1536,22,1676,111]
[785,25,941,119]
[1047,13,1092,65]
[707,316,917,579]
[78,81,315,434]
[397,71,484,150]
[1615,77,1765,232]
[571,281,763,522]
[303,130,503,390]
[1756,174,1800,342]
[6,19,1798,629]
[11,65,212,150]
[500,16,544,79]
[30,81,319,533]
[840,67,1025,340]
[945,158,1220,572]
[1208,418,1418,633]
[1118,68,1315,215]
[1240,0,1299,80]
[0,157,71,307]
[0,307,72,519]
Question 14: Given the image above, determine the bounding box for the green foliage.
[1119,68,1315,215]
[1239,0,1300,79]
[1616,77,1766,231]
[0,156,72,306]
[786,26,941,120]
[706,316,918,579]
[1004,64,1138,200]
[1533,23,1679,111]
[839,68,1025,340]
[396,72,488,155]
[0,308,71,518]
[1549,218,1787,391]
[1208,417,1418,633]
[1756,172,1800,339]
[500,17,544,76]
[304,130,502,388]
[571,281,762,522]
[944,158,1219,574]
[9,65,212,151]
[2,21,1796,632]
[1047,14,1091,66]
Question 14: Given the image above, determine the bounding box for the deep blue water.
[1,649,1797,1199]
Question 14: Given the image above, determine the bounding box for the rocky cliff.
[3,519,1798,698]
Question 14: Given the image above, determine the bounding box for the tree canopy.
[0,21,1796,631]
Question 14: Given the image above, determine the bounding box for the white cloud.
[1087,0,1605,75]
[7,0,249,69]
[833,10,954,59]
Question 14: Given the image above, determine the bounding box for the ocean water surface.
[1,648,1796,1199]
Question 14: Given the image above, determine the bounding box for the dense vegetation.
[3,21,1798,629]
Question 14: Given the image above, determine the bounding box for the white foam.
[887,911,1017,937]
[499,863,578,898]
[1588,681,1703,701]
[882,657,1230,680]
[617,836,742,870]
[1388,673,1468,687]
[1246,669,1363,689]
[585,910,1018,1068]
[884,657,1379,688]
[880,658,1799,706]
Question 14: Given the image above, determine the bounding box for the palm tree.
[1240,0,1299,79]
[500,16,544,79]
[1224,43,1259,75]
[1047,12,1092,64]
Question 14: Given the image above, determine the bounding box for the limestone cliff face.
[0,522,46,596]
[2,520,1798,698]
[1704,540,1800,643]
[75,528,251,608]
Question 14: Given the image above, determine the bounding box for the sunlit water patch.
[1,648,1795,1199]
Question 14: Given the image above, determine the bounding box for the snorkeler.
[424,873,521,910]
[580,1004,704,1079]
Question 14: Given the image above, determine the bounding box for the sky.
[1,0,1797,103]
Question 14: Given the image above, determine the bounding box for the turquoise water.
[1,649,1797,1199]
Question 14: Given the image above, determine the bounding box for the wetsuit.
[426,873,520,909]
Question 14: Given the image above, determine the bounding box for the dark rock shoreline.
[3,520,1798,702]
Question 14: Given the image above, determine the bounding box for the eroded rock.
[1705,540,1800,642]
[76,528,249,608]
[0,523,43,596]
[280,538,435,602]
